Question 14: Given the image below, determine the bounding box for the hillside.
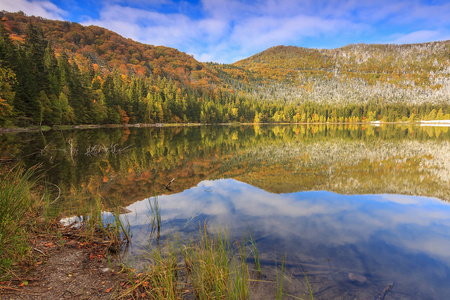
[229,44,450,106]
[0,11,219,89]
[0,11,449,127]
[235,44,450,88]
[0,11,233,126]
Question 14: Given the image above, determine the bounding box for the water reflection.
[3,124,449,207]
[124,179,450,299]
[2,124,450,298]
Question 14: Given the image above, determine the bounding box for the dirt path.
[0,231,136,299]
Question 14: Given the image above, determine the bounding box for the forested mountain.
[231,44,450,106]
[0,11,449,127]
[0,11,219,88]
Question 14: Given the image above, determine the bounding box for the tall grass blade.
[276,253,286,300]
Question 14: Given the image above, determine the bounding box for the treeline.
[0,17,449,127]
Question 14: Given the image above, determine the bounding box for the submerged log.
[376,282,394,300]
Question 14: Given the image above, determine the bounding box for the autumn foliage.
[0,11,449,127]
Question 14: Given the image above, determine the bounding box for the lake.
[1,124,449,299]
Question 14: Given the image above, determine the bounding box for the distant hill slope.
[229,44,450,105]
[0,11,219,89]
[234,44,450,88]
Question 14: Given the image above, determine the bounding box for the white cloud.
[0,0,66,20]
[81,0,369,63]
[10,0,449,63]
[81,4,228,50]
[390,30,450,44]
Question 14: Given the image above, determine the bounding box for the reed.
[181,224,253,298]
[148,196,161,234]
[120,240,180,299]
[121,221,318,299]
[302,267,314,300]
[248,232,261,275]
[276,254,287,300]
[122,223,255,299]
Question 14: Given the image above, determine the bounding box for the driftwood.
[376,282,393,300]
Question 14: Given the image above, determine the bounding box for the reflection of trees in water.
[0,125,449,206]
[229,139,450,201]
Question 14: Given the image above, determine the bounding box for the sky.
[1,0,450,63]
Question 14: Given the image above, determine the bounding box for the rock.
[348,273,367,284]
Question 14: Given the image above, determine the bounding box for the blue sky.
[1,0,450,63]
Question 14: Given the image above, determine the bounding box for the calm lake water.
[1,124,450,299]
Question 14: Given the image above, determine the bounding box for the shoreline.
[1,119,450,134]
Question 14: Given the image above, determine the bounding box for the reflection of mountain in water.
[1,124,449,208]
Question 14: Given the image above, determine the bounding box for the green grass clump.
[0,166,60,279]
[0,167,35,277]
[183,224,251,299]
[119,220,317,299]
[121,223,253,299]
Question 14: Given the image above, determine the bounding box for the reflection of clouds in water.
[124,179,450,264]
[378,194,428,205]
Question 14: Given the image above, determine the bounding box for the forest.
[0,11,449,128]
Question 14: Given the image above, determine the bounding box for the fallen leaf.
[105,287,112,293]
